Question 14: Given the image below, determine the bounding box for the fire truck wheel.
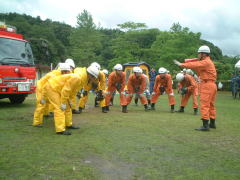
[9,95,27,104]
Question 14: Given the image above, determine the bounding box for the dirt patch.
[83,155,135,180]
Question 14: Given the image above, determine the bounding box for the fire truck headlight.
[14,68,20,73]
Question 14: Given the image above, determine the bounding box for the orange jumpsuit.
[179,74,198,108]
[151,74,176,105]
[181,56,217,120]
[126,74,147,105]
[105,71,127,106]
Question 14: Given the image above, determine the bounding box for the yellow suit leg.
[78,93,89,108]
[46,84,66,133]
[33,88,45,125]
[99,98,106,107]
[65,103,72,127]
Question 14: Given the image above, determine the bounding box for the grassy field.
[0,91,240,180]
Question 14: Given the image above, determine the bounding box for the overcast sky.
[1,0,240,56]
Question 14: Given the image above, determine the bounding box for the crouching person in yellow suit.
[32,63,71,127]
[76,68,108,113]
[41,66,100,135]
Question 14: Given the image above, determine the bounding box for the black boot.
[144,104,150,111]
[194,108,198,115]
[122,105,128,113]
[170,105,175,113]
[72,109,81,114]
[105,106,109,111]
[102,106,107,113]
[176,106,184,113]
[94,98,99,107]
[66,125,80,129]
[147,99,151,106]
[134,98,138,106]
[209,119,216,129]
[151,103,155,110]
[195,119,210,131]
[78,107,83,113]
[56,131,71,135]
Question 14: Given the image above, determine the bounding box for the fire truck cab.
[0,22,36,104]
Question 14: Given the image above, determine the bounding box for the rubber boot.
[72,109,81,114]
[176,106,184,113]
[147,99,151,106]
[94,98,99,107]
[102,106,107,113]
[105,106,109,111]
[122,105,128,113]
[151,103,155,110]
[134,98,138,106]
[170,105,175,113]
[209,119,216,129]
[194,108,198,115]
[56,131,71,135]
[195,119,210,131]
[144,104,150,111]
[66,125,80,129]
[78,107,83,114]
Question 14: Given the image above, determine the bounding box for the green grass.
[0,91,240,180]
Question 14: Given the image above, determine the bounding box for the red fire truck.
[0,22,36,104]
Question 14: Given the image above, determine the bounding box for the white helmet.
[158,67,167,74]
[91,62,101,70]
[65,58,75,68]
[186,69,194,75]
[133,67,142,73]
[113,64,123,71]
[176,73,185,82]
[87,65,99,78]
[102,69,108,75]
[59,63,71,71]
[198,45,210,54]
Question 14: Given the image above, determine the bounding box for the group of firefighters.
[32,45,217,135]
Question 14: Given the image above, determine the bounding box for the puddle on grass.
[83,155,135,180]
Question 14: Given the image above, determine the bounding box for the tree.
[69,10,102,66]
[117,21,147,31]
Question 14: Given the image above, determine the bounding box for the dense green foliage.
[1,11,239,80]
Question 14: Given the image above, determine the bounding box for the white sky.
[1,0,240,56]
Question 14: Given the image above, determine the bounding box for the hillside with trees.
[0,11,239,80]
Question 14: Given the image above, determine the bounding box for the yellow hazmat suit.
[42,73,84,133]
[33,70,61,126]
[78,71,106,109]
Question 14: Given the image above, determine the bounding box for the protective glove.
[152,92,156,95]
[169,92,174,96]
[40,99,46,105]
[173,60,182,66]
[60,104,67,111]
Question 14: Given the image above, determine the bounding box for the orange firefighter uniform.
[126,73,147,105]
[151,73,176,107]
[181,56,217,121]
[105,71,127,106]
[179,74,198,109]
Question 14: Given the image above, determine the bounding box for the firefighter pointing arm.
[174,45,217,131]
